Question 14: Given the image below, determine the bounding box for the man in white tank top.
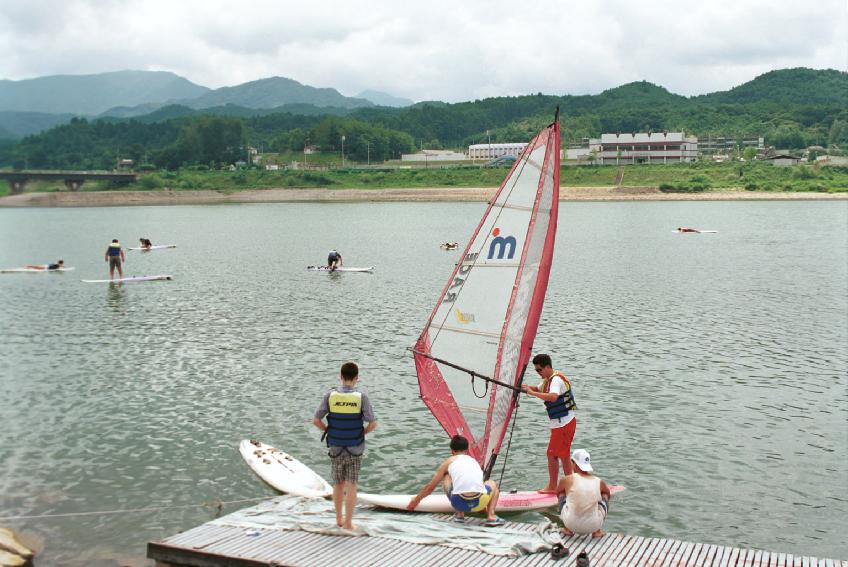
[557,449,611,538]
[407,435,504,526]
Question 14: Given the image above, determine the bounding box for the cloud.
[0,0,844,101]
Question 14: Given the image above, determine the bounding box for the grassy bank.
[2,162,847,197]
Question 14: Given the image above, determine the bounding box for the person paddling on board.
[521,353,577,493]
[327,249,343,271]
[557,449,611,538]
[24,260,65,270]
[104,239,126,280]
[407,435,504,526]
[312,362,377,530]
[676,227,701,233]
[139,238,153,249]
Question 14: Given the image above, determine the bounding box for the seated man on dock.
[407,435,504,526]
[557,449,611,538]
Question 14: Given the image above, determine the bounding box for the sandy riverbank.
[1,186,846,207]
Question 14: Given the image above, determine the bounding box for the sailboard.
[0,267,75,273]
[413,111,561,478]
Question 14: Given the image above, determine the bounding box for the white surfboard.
[306,266,374,273]
[239,440,332,498]
[128,245,177,251]
[240,440,624,513]
[82,275,173,283]
[671,230,718,233]
[0,267,75,273]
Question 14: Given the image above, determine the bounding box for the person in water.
[25,260,65,270]
[521,353,577,493]
[104,239,125,280]
[313,362,377,530]
[139,238,153,249]
[327,249,343,270]
[676,227,701,233]
[407,435,504,526]
[557,449,611,538]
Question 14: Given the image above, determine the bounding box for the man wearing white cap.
[557,448,611,538]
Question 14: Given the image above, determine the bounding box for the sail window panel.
[491,143,548,210]
[436,344,499,442]
[430,267,518,341]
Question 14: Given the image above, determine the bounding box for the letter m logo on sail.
[487,228,517,260]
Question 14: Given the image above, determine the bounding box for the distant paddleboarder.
[327,249,343,271]
[139,238,153,249]
[25,260,65,270]
[105,239,126,280]
[676,227,701,233]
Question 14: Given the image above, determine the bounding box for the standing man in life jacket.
[521,353,577,493]
[104,239,126,280]
[327,249,343,271]
[312,362,377,530]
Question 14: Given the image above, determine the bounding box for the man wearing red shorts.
[521,353,577,493]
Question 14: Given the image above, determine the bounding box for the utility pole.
[367,141,370,166]
[341,135,346,168]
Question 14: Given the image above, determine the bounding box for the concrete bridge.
[0,170,137,194]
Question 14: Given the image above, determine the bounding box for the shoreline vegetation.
[1,162,847,206]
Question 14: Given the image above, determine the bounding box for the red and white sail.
[414,116,560,473]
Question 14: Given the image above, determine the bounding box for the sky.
[0,0,845,102]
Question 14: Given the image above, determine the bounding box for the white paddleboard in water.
[672,230,717,233]
[0,267,75,273]
[306,266,374,273]
[128,244,177,251]
[82,275,173,283]
[241,440,624,512]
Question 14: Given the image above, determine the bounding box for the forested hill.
[1,68,845,170]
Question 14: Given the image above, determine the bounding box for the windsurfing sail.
[413,111,560,476]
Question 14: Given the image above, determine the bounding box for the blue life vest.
[543,372,577,420]
[107,244,122,257]
[328,250,340,262]
[326,390,364,447]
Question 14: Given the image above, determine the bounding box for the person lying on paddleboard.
[24,260,65,270]
[327,249,343,271]
[407,435,504,527]
[139,238,153,249]
[676,227,701,233]
[557,448,611,538]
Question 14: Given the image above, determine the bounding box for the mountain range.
[0,68,844,143]
[0,70,415,139]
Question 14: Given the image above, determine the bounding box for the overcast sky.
[0,0,845,102]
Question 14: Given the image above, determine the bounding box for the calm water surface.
[0,200,846,565]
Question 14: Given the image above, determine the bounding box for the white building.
[401,149,467,162]
[594,132,698,165]
[467,143,527,160]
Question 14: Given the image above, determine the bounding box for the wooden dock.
[148,511,846,567]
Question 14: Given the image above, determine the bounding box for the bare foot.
[591,530,605,538]
[538,487,557,494]
[343,523,357,531]
[560,527,574,537]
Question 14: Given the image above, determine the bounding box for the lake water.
[0,200,846,566]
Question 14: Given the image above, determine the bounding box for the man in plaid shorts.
[313,362,377,530]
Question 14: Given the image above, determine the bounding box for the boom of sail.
[413,114,561,475]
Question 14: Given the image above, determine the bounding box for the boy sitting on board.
[406,435,504,526]
[312,362,377,530]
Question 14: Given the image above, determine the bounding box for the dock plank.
[148,506,847,567]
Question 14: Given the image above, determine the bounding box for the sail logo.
[442,252,479,304]
[487,228,517,260]
[455,308,475,323]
